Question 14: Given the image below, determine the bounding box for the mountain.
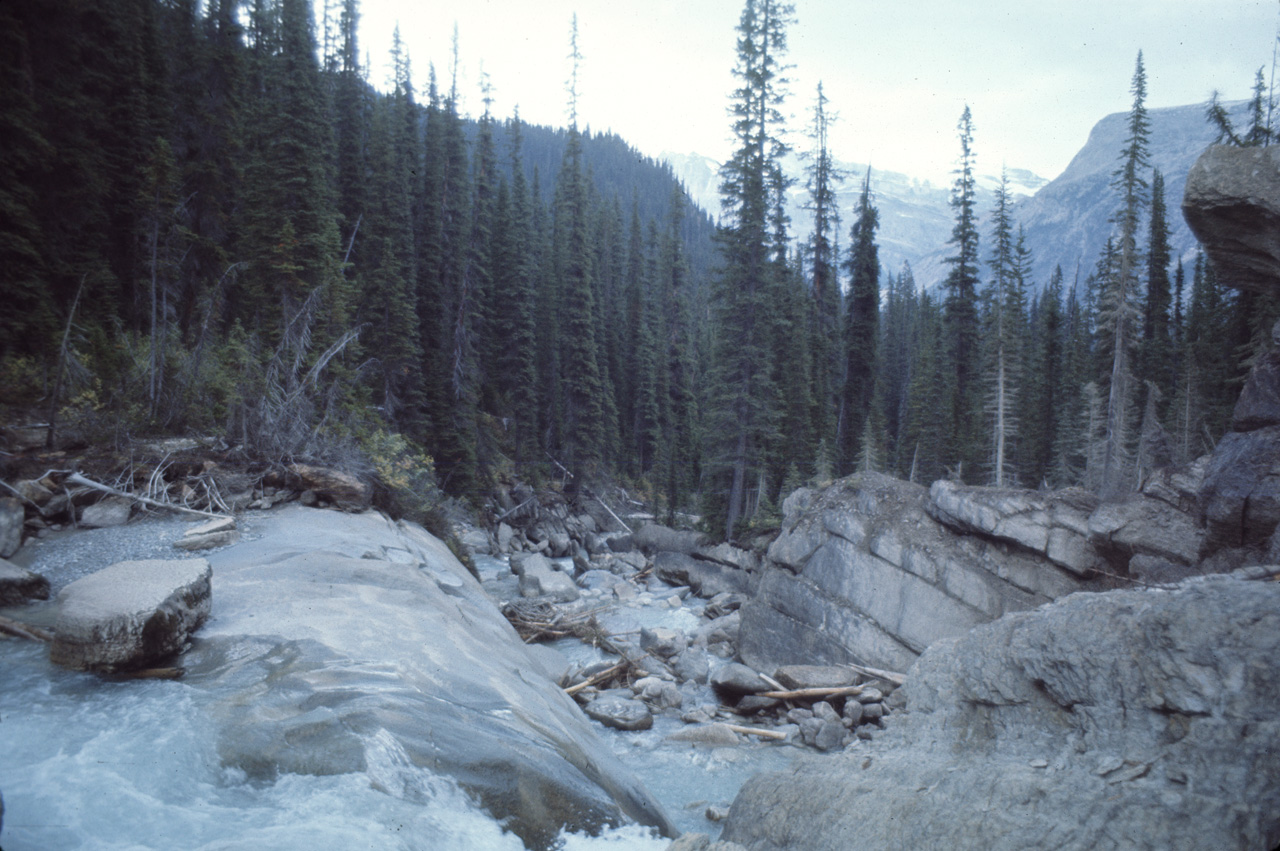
[1010,99,1249,294]
[663,152,1047,289]
[666,99,1247,294]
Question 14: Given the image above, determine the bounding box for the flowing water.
[0,528,799,850]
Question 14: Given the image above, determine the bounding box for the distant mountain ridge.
[665,99,1247,294]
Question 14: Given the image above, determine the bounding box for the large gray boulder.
[1183,144,1280,296]
[739,473,1091,674]
[511,551,580,602]
[0,557,51,605]
[50,558,211,671]
[653,551,749,598]
[79,496,133,529]
[185,506,673,850]
[632,523,709,555]
[1199,426,1280,551]
[0,497,25,558]
[1087,494,1205,567]
[723,570,1280,851]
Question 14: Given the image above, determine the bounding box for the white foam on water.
[0,643,673,851]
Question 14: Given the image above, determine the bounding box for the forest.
[0,0,1275,542]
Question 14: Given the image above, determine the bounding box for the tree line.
[0,0,1274,541]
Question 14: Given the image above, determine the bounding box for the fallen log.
[758,685,865,701]
[565,660,630,696]
[66,472,225,520]
[843,662,907,687]
[0,614,53,642]
[722,723,787,741]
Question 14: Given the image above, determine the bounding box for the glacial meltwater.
[1,519,803,850]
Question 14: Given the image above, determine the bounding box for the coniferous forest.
[1,0,1275,541]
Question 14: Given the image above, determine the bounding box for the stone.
[187,506,674,849]
[577,569,623,592]
[1087,496,1204,566]
[706,804,731,823]
[842,699,864,726]
[174,516,240,552]
[694,542,760,573]
[721,573,1280,851]
[734,695,780,714]
[640,626,686,658]
[633,523,710,555]
[1199,426,1280,550]
[496,522,515,552]
[813,718,847,751]
[1234,323,1280,431]
[635,678,683,710]
[14,479,53,507]
[79,497,132,529]
[710,663,769,699]
[653,551,750,599]
[1182,144,1280,296]
[773,664,857,690]
[673,648,710,684]
[584,695,654,731]
[298,489,318,507]
[50,558,212,671]
[741,473,1093,676]
[860,702,885,722]
[512,552,580,602]
[0,498,23,558]
[666,835,710,851]
[0,558,51,605]
[287,463,371,511]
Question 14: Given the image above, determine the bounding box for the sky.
[354,0,1280,185]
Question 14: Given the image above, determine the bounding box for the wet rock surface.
[722,570,1280,851]
[182,506,674,851]
[0,558,50,606]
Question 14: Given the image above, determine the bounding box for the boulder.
[512,552,580,602]
[1087,494,1204,566]
[79,496,132,529]
[50,558,212,671]
[1198,426,1280,550]
[0,557,51,605]
[722,572,1280,851]
[0,497,23,558]
[710,663,770,699]
[173,516,239,552]
[287,463,371,511]
[653,551,749,598]
[583,694,654,731]
[741,473,1091,675]
[632,523,709,555]
[640,626,686,658]
[1182,144,1280,296]
[13,479,53,507]
[1233,321,1280,431]
[185,506,675,850]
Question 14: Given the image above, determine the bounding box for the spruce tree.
[1138,168,1173,423]
[1099,51,1150,498]
[839,169,879,475]
[942,105,982,481]
[706,0,795,540]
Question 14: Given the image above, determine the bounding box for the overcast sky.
[356,0,1279,184]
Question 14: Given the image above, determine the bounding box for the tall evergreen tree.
[706,0,795,540]
[1138,168,1173,423]
[942,105,982,480]
[838,168,879,475]
[1099,50,1150,498]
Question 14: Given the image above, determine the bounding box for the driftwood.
[564,660,630,696]
[843,662,907,687]
[0,614,53,642]
[758,685,866,701]
[66,472,223,520]
[723,723,787,741]
[593,495,633,535]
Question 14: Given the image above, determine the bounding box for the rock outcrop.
[50,558,212,671]
[184,505,674,850]
[0,558,51,606]
[0,497,24,558]
[722,569,1280,851]
[1183,144,1280,295]
[739,473,1093,674]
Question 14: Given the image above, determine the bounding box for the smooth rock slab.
[0,557,51,605]
[50,558,211,671]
